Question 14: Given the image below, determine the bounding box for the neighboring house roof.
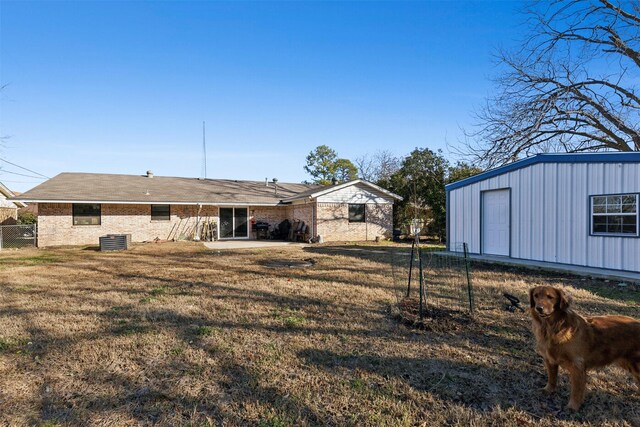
[445,152,640,191]
[281,179,403,202]
[12,172,322,206]
[0,181,26,208]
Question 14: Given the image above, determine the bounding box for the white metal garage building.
[446,152,640,273]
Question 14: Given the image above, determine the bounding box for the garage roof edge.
[445,152,640,192]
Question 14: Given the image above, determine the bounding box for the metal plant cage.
[390,242,474,326]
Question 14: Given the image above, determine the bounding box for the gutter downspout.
[312,200,315,240]
[365,204,368,241]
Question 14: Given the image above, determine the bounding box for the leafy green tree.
[333,158,358,183]
[447,162,483,184]
[387,148,449,240]
[304,146,358,185]
[304,145,338,185]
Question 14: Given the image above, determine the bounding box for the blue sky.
[0,1,524,192]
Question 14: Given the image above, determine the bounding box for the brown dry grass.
[0,242,638,426]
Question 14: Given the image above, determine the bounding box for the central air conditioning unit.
[99,234,132,251]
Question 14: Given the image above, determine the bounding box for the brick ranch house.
[13,171,401,247]
[0,181,26,225]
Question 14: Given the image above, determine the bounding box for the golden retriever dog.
[529,286,640,410]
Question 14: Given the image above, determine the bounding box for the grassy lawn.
[0,242,638,426]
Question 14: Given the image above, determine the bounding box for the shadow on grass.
[470,261,640,305]
[4,243,640,425]
[298,347,640,424]
[578,282,640,306]
[33,311,326,425]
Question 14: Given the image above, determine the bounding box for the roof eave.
[1,183,27,207]
[282,179,403,202]
[445,152,640,191]
[11,199,284,207]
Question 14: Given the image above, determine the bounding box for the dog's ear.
[557,288,573,311]
[529,287,536,308]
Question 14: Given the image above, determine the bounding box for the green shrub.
[17,211,37,225]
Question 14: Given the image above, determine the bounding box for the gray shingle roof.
[281,179,402,202]
[14,173,321,205]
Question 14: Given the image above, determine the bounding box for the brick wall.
[248,204,314,240]
[316,202,392,242]
[0,207,18,225]
[37,203,219,247]
[37,201,393,246]
[288,203,314,236]
[250,206,288,239]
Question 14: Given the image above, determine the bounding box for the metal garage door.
[482,189,510,256]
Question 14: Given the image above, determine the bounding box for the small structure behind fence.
[390,242,474,328]
[0,224,37,250]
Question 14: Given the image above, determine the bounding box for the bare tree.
[465,0,640,168]
[354,154,376,182]
[355,150,401,183]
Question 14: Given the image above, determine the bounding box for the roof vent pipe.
[265,178,269,187]
[272,178,278,195]
[147,170,154,178]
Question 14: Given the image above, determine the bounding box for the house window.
[591,194,638,236]
[72,204,101,225]
[348,204,366,223]
[151,205,170,221]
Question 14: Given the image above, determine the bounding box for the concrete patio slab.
[437,252,640,284]
[204,240,306,250]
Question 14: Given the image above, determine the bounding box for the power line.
[0,169,47,179]
[0,158,50,178]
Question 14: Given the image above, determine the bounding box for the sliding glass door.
[219,207,248,239]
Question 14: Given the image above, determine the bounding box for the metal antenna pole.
[202,121,207,179]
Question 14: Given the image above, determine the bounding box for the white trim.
[12,199,281,207]
[1,182,27,208]
[281,179,403,202]
[590,193,639,236]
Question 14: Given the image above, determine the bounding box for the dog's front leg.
[542,358,558,393]
[566,365,587,411]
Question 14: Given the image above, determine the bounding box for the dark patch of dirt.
[394,296,474,332]
[262,258,318,269]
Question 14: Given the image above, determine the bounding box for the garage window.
[348,204,366,223]
[73,204,101,225]
[151,205,170,221]
[591,194,638,236]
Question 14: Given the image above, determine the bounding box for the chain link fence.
[0,224,37,249]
